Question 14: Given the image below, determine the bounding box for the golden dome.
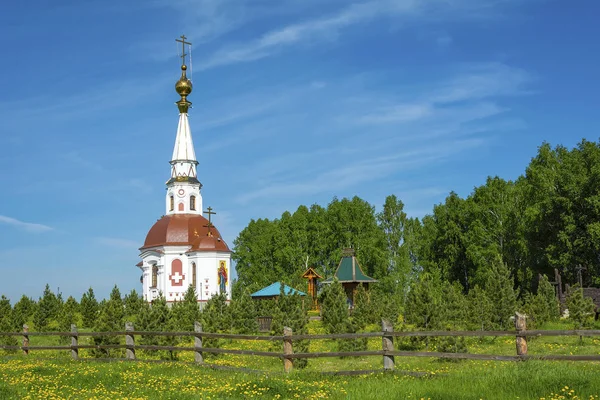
[175,65,193,97]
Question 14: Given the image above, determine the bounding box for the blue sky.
[1,0,599,302]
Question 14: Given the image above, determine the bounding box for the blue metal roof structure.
[250,282,306,298]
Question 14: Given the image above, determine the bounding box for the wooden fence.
[2,313,600,375]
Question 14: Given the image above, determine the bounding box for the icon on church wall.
[218,261,228,294]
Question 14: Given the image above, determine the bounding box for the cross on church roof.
[204,206,216,236]
[175,34,192,66]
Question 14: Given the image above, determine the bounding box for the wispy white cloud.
[356,103,434,124]
[236,138,484,204]
[0,215,53,233]
[228,61,531,204]
[196,0,532,70]
[0,74,171,126]
[355,63,530,126]
[431,62,533,103]
[199,0,421,69]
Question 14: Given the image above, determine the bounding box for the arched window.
[190,196,196,211]
[192,262,197,288]
[170,196,174,211]
[178,202,184,211]
[151,265,158,288]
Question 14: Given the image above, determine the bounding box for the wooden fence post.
[194,321,204,364]
[125,322,135,360]
[283,326,293,374]
[71,324,78,360]
[382,319,395,371]
[22,324,29,356]
[515,312,527,356]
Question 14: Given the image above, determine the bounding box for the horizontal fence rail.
[2,313,600,374]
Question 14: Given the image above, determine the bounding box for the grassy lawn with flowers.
[2,319,600,399]
[1,357,600,400]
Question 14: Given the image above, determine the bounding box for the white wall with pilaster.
[138,246,231,303]
[188,251,232,302]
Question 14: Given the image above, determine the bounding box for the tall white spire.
[165,35,203,216]
[172,113,196,162]
[170,113,198,179]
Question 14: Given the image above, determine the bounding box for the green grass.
[2,319,600,399]
[1,357,600,399]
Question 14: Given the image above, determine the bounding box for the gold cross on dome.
[175,34,192,66]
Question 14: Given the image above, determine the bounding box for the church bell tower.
[138,35,232,305]
[166,35,203,216]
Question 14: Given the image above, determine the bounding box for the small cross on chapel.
[136,35,232,304]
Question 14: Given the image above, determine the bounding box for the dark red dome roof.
[141,214,230,252]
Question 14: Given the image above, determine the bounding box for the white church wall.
[188,251,232,302]
[139,252,163,302]
[166,183,203,216]
[162,246,191,303]
[140,246,231,303]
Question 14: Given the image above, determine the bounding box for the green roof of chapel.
[322,250,377,283]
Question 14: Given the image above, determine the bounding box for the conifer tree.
[0,296,12,331]
[566,285,595,329]
[485,260,518,330]
[432,281,469,355]
[163,309,180,361]
[270,286,309,368]
[58,296,79,343]
[440,281,467,329]
[201,293,231,352]
[405,272,443,330]
[80,287,99,329]
[170,299,184,330]
[92,286,124,357]
[320,280,362,353]
[137,300,159,356]
[521,276,559,328]
[467,285,494,331]
[0,296,18,352]
[437,335,468,356]
[521,291,549,329]
[124,289,143,321]
[320,280,349,332]
[351,284,371,331]
[65,295,79,313]
[256,298,276,318]
[538,275,560,321]
[56,292,64,311]
[151,294,177,360]
[12,295,36,331]
[370,287,401,328]
[349,284,370,351]
[230,288,259,334]
[34,284,60,331]
[175,285,201,332]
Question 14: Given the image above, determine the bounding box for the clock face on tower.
[177,188,185,197]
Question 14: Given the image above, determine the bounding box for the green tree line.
[233,139,600,297]
[0,278,596,363]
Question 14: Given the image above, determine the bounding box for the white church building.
[137,37,231,303]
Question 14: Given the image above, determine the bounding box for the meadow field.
[2,356,600,400]
[2,320,600,399]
